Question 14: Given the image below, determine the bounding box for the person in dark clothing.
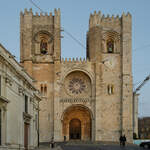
[119,135,123,146]
[50,137,54,148]
[122,135,127,147]
[64,136,66,142]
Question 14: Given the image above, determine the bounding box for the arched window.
[107,84,114,95]
[40,39,48,54]
[44,85,47,96]
[40,84,43,94]
[107,39,114,53]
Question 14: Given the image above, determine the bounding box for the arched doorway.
[69,119,81,140]
[62,105,92,141]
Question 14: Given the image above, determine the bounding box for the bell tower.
[20,8,61,142]
[20,8,61,76]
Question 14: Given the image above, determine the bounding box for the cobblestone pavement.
[35,142,145,150]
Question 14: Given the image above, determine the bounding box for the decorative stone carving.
[60,98,91,103]
[68,78,86,95]
[5,76,13,86]
[18,86,25,95]
[64,71,91,97]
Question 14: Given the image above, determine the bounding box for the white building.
[0,44,41,150]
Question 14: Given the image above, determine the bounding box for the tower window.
[40,39,48,54]
[107,39,114,53]
[40,84,47,96]
[44,85,47,95]
[41,84,43,94]
[107,84,114,95]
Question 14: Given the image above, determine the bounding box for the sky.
[0,0,150,117]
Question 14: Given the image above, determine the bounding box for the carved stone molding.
[5,76,13,86]
[23,112,32,124]
[60,98,92,103]
[18,86,25,95]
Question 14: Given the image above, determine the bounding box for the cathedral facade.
[20,8,133,143]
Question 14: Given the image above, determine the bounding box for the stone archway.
[62,105,92,141]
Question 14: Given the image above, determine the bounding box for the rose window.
[69,78,86,94]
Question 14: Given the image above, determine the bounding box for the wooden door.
[24,123,29,150]
[69,119,81,140]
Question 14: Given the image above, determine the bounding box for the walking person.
[122,135,127,147]
[50,137,55,149]
[119,135,123,146]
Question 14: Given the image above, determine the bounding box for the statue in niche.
[40,39,48,54]
[107,40,114,53]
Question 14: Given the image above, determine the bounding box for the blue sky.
[0,0,150,117]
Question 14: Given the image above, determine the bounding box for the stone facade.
[0,44,41,150]
[20,9,133,143]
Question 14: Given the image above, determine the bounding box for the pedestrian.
[119,135,123,146]
[50,137,55,149]
[64,136,66,142]
[122,135,126,147]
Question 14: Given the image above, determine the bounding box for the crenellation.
[101,14,105,20]
[106,14,110,18]
[23,8,33,16]
[121,12,132,20]
[127,12,132,18]
[89,11,125,29]
[24,8,28,14]
[45,12,48,16]
[35,12,39,16]
[20,11,23,16]
[29,8,33,13]
[40,12,43,16]
[49,12,53,17]
[21,8,60,19]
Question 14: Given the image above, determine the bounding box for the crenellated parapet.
[20,8,60,27]
[89,11,131,29]
[20,8,60,28]
[20,8,60,17]
[89,11,102,29]
[61,58,89,63]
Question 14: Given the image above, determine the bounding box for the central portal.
[62,105,92,141]
[69,119,81,140]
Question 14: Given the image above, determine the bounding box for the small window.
[107,39,114,53]
[40,39,48,54]
[25,95,28,113]
[107,84,114,95]
[44,85,47,96]
[40,84,43,94]
[40,84,47,96]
